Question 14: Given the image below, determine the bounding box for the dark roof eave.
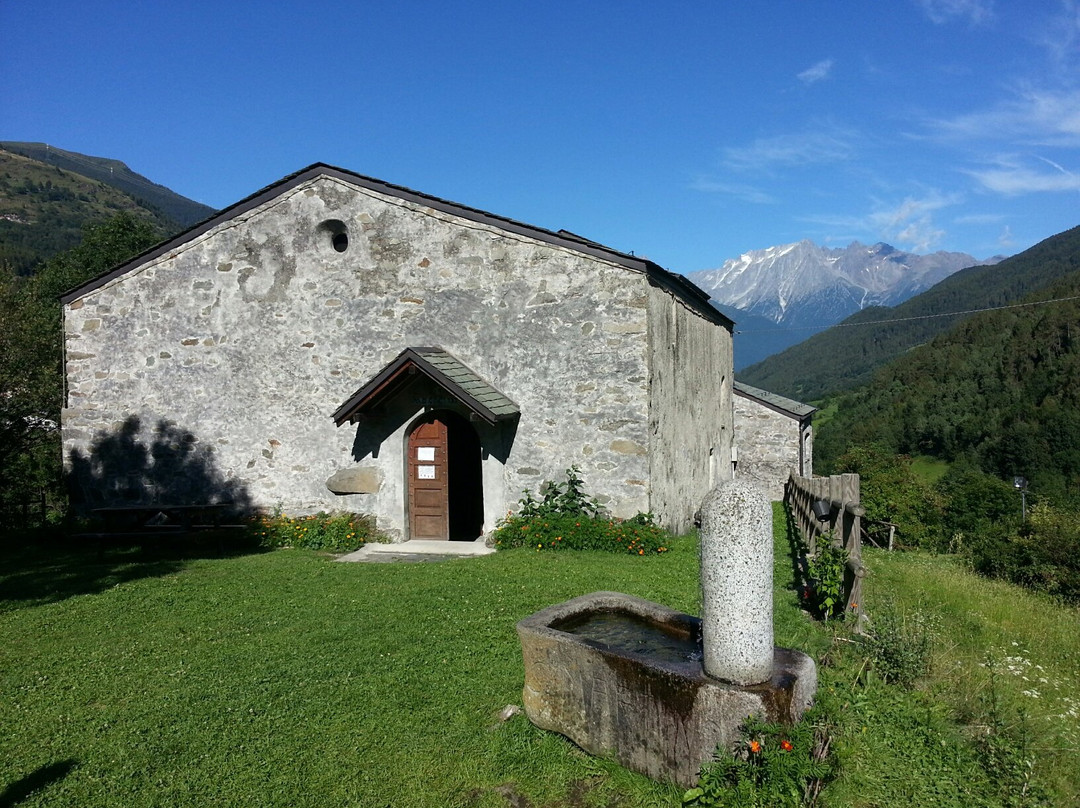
[733,380,817,421]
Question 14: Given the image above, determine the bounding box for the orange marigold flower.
[749,740,761,754]
[638,549,644,555]
[780,740,793,751]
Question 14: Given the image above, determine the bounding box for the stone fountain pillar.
[699,479,773,685]
[516,479,817,787]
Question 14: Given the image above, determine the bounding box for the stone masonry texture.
[734,393,812,500]
[62,170,733,538]
[698,479,774,685]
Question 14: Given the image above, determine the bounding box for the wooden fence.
[784,472,867,621]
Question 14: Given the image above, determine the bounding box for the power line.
[732,294,1080,334]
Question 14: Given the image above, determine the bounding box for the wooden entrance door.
[408,415,449,540]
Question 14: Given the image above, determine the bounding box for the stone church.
[61,164,734,540]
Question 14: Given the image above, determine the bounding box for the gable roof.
[733,380,817,421]
[60,163,732,329]
[333,347,519,427]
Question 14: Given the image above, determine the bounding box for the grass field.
[2,513,1078,807]
[909,455,951,486]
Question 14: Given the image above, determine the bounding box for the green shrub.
[860,603,935,688]
[835,444,944,549]
[492,511,671,554]
[252,510,382,552]
[1023,502,1080,601]
[960,501,1080,603]
[936,465,1022,538]
[683,711,833,808]
[492,468,673,555]
[806,541,848,621]
[516,465,601,519]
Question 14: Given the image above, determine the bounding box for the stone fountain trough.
[516,481,817,787]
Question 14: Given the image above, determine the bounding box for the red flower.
[749,740,761,754]
[780,740,793,752]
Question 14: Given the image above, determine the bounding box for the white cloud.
[690,178,775,204]
[1034,0,1080,70]
[954,213,1006,224]
[999,225,1016,248]
[802,191,961,252]
[797,59,834,85]
[868,193,959,251]
[966,154,1080,194]
[916,0,994,26]
[929,87,1080,147]
[721,127,856,173]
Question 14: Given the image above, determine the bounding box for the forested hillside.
[816,270,1080,499]
[0,214,162,523]
[739,225,1080,401]
[0,144,213,275]
[0,142,213,229]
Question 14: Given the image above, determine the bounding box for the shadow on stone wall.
[67,415,252,515]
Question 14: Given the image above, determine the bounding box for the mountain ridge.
[738,224,1080,401]
[689,239,1000,368]
[0,143,214,274]
[691,239,998,323]
[0,141,214,228]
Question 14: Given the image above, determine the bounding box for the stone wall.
[647,286,733,533]
[63,175,665,535]
[733,393,810,501]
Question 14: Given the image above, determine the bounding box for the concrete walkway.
[336,538,496,563]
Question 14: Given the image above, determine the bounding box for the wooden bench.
[88,504,238,557]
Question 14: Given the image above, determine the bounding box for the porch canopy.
[332,347,519,427]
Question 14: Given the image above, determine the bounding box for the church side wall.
[646,287,734,534]
[62,176,652,536]
[733,396,806,501]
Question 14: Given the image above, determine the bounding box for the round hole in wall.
[318,219,349,253]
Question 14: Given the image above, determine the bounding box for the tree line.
[0,213,162,526]
[815,267,1080,602]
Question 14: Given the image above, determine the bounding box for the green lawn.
[2,514,1078,807]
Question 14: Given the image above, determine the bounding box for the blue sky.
[2,0,1078,273]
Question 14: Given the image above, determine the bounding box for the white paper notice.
[418,465,436,480]
[417,447,436,461]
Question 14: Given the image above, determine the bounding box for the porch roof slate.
[332,347,519,427]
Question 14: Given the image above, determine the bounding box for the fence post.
[784,470,867,625]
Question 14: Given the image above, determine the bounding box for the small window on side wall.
[318,219,349,253]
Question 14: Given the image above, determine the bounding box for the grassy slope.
[0,149,174,273]
[2,515,1078,807]
[859,549,1080,804]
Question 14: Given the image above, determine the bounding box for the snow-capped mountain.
[688,240,1002,369]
